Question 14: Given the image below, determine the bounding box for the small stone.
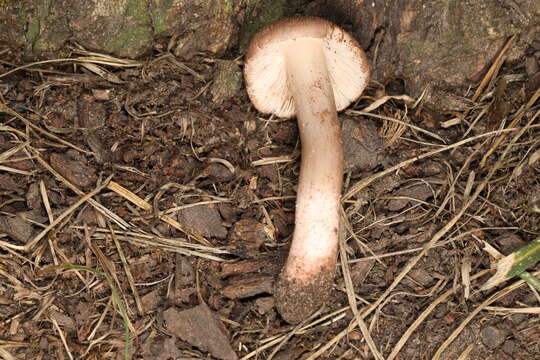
[350,259,375,286]
[342,117,386,172]
[481,326,507,349]
[229,218,268,249]
[494,233,526,255]
[199,162,234,183]
[49,311,76,330]
[0,215,36,244]
[254,297,275,314]
[141,289,162,313]
[174,254,194,286]
[525,57,539,77]
[177,205,227,239]
[218,203,237,224]
[501,339,517,356]
[77,92,106,129]
[49,152,97,188]
[387,184,433,211]
[141,336,183,360]
[75,207,100,227]
[408,268,435,287]
[25,182,42,209]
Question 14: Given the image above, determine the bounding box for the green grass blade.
[508,238,540,277]
[63,264,131,360]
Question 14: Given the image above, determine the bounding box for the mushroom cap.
[244,17,370,119]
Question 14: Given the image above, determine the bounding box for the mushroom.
[244,17,370,323]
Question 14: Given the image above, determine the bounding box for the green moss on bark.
[106,0,153,57]
[238,0,312,51]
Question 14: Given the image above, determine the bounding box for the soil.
[0,36,540,360]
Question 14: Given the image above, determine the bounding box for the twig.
[107,220,144,316]
[339,211,383,360]
[0,175,113,251]
[106,181,212,246]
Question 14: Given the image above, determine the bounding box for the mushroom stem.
[275,38,344,323]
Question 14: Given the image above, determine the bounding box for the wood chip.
[0,173,22,192]
[219,252,285,278]
[163,304,237,360]
[221,275,274,299]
